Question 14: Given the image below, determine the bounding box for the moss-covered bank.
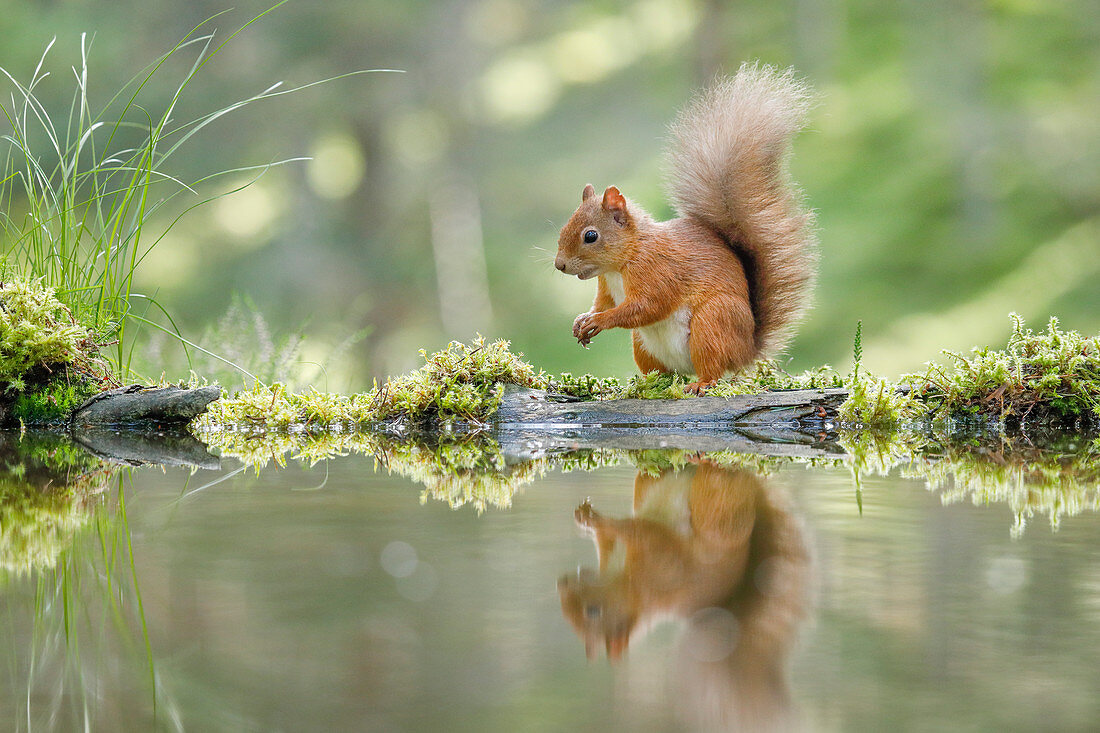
[195,315,1100,434]
[0,278,111,425]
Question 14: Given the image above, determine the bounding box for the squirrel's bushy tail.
[667,62,818,358]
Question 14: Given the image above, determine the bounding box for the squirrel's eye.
[583,230,599,244]
[585,604,602,619]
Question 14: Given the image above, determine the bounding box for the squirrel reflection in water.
[558,458,811,732]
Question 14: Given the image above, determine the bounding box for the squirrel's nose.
[555,257,566,271]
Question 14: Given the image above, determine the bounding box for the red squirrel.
[554,63,818,394]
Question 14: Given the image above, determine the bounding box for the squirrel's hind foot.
[684,380,717,395]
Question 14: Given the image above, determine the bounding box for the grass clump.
[1,11,391,378]
[910,314,1100,424]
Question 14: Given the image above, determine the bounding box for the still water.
[4,448,1100,731]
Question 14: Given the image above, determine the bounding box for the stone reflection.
[558,457,810,731]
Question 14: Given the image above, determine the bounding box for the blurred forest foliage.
[2,0,1097,390]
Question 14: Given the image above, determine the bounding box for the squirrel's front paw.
[575,499,600,527]
[572,312,604,346]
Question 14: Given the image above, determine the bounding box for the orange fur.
[558,462,811,728]
[555,63,818,393]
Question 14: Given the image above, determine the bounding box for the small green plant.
[852,320,863,380]
[838,319,918,426]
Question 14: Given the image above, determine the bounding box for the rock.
[71,385,222,428]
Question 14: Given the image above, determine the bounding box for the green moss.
[11,377,98,424]
[0,276,112,425]
[551,372,622,400]
[197,337,550,431]
[371,336,550,424]
[195,382,376,433]
[0,277,102,387]
[554,360,843,401]
[908,314,1100,424]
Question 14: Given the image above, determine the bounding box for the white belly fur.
[603,273,695,375]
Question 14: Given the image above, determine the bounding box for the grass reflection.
[0,437,168,730]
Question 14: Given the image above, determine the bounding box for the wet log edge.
[493,385,849,457]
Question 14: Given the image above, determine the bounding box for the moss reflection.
[196,416,1100,532]
[905,435,1100,536]
[0,437,168,728]
[0,433,115,575]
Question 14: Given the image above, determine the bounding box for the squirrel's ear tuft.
[582,183,596,202]
[602,186,629,226]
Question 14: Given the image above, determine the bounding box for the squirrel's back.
[666,63,818,358]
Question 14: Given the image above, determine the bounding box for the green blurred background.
[2,0,1098,390]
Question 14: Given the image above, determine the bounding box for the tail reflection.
[558,458,810,731]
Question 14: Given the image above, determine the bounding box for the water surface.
[3,448,1100,731]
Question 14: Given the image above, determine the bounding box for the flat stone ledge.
[495,385,848,430]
